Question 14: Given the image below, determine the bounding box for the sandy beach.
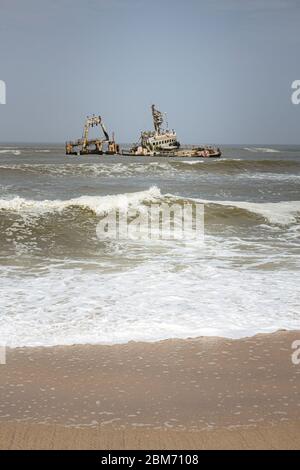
[0,330,300,449]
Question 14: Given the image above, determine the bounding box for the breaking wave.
[0,187,299,227]
[0,186,162,217]
[0,149,21,156]
[190,197,300,225]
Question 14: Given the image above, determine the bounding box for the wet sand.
[0,330,300,449]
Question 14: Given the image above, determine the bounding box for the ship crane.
[82,115,109,143]
[66,115,119,156]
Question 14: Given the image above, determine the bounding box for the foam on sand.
[1,331,300,448]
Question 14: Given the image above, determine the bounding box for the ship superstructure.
[140,105,180,152]
[122,104,221,157]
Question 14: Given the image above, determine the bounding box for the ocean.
[0,144,299,347]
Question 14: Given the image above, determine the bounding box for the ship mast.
[151,104,164,135]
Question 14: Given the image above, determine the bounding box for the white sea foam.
[244,147,280,153]
[0,186,162,216]
[0,257,299,348]
[177,160,205,165]
[0,162,173,177]
[0,149,21,155]
[206,200,300,225]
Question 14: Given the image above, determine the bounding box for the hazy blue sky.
[0,0,300,144]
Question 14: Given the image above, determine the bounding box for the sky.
[0,0,300,144]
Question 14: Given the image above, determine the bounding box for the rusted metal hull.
[121,148,222,158]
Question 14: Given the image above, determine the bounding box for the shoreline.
[4,327,296,350]
[1,330,300,449]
